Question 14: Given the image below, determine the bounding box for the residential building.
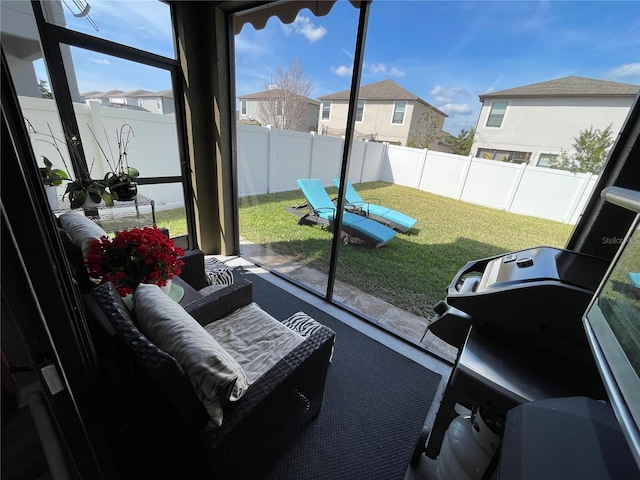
[317,79,448,147]
[81,89,175,114]
[138,89,175,115]
[472,76,639,166]
[237,88,320,132]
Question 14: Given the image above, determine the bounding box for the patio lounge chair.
[286,179,396,248]
[333,179,417,233]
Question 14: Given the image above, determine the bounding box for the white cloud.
[367,63,404,77]
[282,15,327,43]
[430,85,463,102]
[235,36,269,55]
[369,63,387,74]
[607,63,640,81]
[439,103,472,115]
[90,58,110,65]
[331,65,353,77]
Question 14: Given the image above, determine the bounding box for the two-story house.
[81,89,175,114]
[237,88,320,132]
[317,79,447,147]
[472,76,639,166]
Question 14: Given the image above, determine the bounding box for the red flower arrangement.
[86,226,184,296]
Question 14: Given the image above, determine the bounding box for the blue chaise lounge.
[333,179,417,233]
[286,179,397,248]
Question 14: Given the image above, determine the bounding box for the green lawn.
[150,182,572,317]
[238,181,573,316]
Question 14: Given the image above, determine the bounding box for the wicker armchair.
[86,280,335,479]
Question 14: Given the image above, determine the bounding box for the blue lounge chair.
[333,179,417,233]
[286,179,396,248]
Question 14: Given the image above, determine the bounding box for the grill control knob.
[516,257,534,268]
[434,301,448,316]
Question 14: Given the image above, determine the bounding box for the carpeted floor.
[233,268,442,480]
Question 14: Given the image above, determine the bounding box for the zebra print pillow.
[282,312,334,362]
[282,312,324,337]
[204,257,234,286]
[134,283,248,426]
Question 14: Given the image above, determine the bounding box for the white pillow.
[133,284,248,426]
[59,211,108,260]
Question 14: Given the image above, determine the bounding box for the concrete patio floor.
[237,239,458,363]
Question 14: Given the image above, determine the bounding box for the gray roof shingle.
[479,76,639,100]
[318,79,447,116]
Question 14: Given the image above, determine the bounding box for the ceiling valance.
[233,1,361,34]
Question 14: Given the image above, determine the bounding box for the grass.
[137,182,572,317]
[238,181,573,317]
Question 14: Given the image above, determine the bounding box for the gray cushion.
[59,211,108,260]
[134,283,248,426]
[205,303,305,384]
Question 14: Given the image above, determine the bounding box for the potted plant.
[26,119,110,209]
[64,176,108,209]
[85,226,185,297]
[90,124,140,202]
[39,156,70,209]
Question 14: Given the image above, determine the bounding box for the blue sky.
[55,0,640,135]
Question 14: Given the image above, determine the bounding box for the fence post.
[86,101,108,178]
[505,161,528,213]
[309,131,316,179]
[359,139,369,183]
[416,148,428,190]
[564,172,594,224]
[378,142,389,181]
[267,125,274,193]
[456,154,474,200]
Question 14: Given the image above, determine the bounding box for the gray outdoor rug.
[233,267,442,480]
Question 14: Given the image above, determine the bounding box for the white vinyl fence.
[21,97,597,225]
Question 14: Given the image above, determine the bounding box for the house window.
[356,100,365,122]
[537,153,558,168]
[486,101,508,127]
[477,148,530,164]
[241,99,247,115]
[321,101,331,120]
[392,101,406,124]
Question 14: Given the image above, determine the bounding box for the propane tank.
[436,406,501,480]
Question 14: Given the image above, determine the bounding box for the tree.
[548,124,613,174]
[407,109,443,149]
[39,79,53,99]
[449,126,475,155]
[258,58,313,131]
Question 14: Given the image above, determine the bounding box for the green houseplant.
[40,156,70,209]
[39,156,70,186]
[90,124,140,202]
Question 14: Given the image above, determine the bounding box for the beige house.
[237,89,320,132]
[472,76,639,166]
[317,79,447,146]
[81,89,175,114]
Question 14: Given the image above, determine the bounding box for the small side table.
[53,194,156,232]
